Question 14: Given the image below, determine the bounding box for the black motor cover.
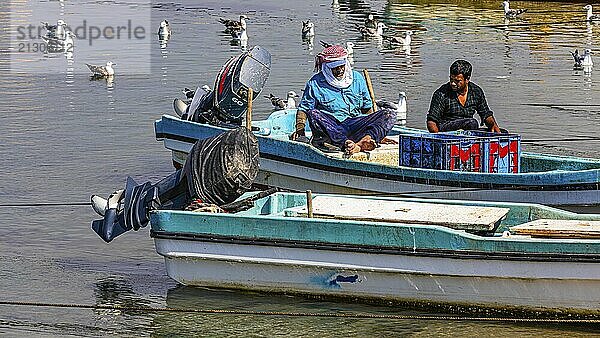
[190,46,271,125]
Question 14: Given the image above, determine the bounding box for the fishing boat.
[150,191,600,315]
[154,110,600,208]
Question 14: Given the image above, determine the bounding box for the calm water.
[1,0,600,335]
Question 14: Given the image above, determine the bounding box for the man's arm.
[426,89,445,133]
[427,121,440,133]
[289,110,307,140]
[475,88,501,133]
[484,115,501,133]
[290,82,315,141]
[361,107,373,115]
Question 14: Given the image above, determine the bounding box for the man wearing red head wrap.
[290,45,397,155]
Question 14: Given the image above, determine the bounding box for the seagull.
[158,20,171,39]
[584,5,600,22]
[502,1,527,18]
[231,27,248,42]
[377,92,407,125]
[346,41,354,56]
[364,14,378,30]
[571,49,593,70]
[265,91,299,109]
[302,20,315,39]
[384,30,412,47]
[582,48,593,67]
[219,15,248,33]
[41,19,67,39]
[358,22,386,37]
[86,61,116,77]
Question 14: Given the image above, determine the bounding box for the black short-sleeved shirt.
[426,82,493,125]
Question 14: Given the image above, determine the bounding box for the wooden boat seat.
[510,219,600,238]
[325,135,399,166]
[284,195,509,232]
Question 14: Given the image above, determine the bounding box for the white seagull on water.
[41,19,67,39]
[219,15,248,33]
[358,22,386,37]
[584,5,600,22]
[501,1,527,18]
[302,20,315,39]
[86,61,116,77]
[158,20,171,39]
[384,30,412,47]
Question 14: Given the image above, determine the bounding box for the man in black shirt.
[427,60,501,133]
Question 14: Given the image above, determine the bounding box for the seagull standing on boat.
[219,15,248,33]
[584,5,600,22]
[501,1,527,18]
[86,61,116,77]
[158,20,171,39]
[302,20,315,39]
[265,91,300,109]
[377,92,407,125]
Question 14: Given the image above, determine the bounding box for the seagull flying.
[502,1,528,18]
[584,5,600,22]
[86,61,116,77]
[265,91,299,109]
[302,20,315,39]
[158,20,171,38]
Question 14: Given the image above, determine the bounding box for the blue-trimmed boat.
[150,192,600,315]
[154,110,600,208]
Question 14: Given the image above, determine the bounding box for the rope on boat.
[1,300,599,323]
[0,202,91,208]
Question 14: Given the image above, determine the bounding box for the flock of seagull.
[38,1,599,93]
[39,18,172,78]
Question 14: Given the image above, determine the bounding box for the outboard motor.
[91,127,259,243]
[182,45,271,126]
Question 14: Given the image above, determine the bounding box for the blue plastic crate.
[459,130,521,173]
[398,132,484,172]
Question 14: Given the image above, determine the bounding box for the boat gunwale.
[154,114,600,189]
[149,222,600,263]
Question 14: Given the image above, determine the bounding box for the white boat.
[150,192,600,316]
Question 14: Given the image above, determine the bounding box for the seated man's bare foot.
[344,140,361,155]
[380,136,398,145]
[356,135,377,151]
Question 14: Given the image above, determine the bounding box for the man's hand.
[289,130,309,143]
[380,137,398,145]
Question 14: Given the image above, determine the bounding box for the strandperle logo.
[15,20,147,46]
[9,0,151,75]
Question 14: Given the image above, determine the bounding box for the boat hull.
[156,114,600,207]
[154,237,600,314]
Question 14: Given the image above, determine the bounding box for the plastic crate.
[460,130,521,173]
[398,133,484,172]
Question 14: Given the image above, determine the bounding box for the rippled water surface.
[1,0,600,335]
